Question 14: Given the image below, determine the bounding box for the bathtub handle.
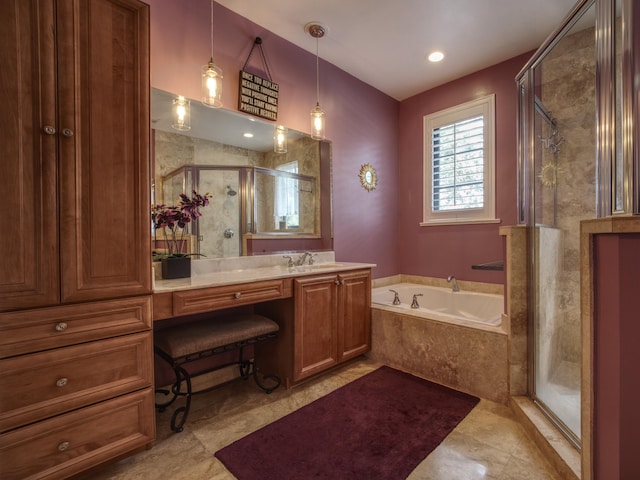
[411,293,423,309]
[389,289,401,305]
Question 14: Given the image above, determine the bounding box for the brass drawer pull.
[43,125,56,135]
[55,322,68,332]
[234,292,241,299]
[57,441,70,452]
[56,378,68,387]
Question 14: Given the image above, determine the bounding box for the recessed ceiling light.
[428,51,444,63]
[243,133,254,138]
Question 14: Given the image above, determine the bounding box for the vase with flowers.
[152,190,211,279]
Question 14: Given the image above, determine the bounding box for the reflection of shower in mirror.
[226,185,237,196]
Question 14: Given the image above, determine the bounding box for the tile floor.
[82,358,561,479]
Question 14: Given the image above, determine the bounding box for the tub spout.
[411,293,423,309]
[389,289,401,305]
[447,276,460,292]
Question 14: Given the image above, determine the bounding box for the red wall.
[594,233,640,479]
[397,53,532,284]
[146,0,399,278]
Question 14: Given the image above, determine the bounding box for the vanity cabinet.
[292,269,371,382]
[0,1,153,478]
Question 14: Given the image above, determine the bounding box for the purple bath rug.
[214,366,479,479]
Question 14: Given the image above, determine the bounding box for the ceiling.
[216,0,578,101]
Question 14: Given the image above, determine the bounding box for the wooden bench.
[154,313,281,432]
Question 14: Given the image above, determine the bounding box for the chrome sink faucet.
[282,255,295,268]
[447,275,460,292]
[284,251,316,267]
[296,251,311,266]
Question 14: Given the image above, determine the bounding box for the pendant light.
[171,95,191,131]
[202,0,223,108]
[274,125,288,153]
[305,22,327,140]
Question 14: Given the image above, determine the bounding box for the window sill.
[420,218,501,227]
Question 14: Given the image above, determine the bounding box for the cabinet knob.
[234,292,241,299]
[61,128,74,137]
[56,378,68,387]
[335,280,340,285]
[57,441,70,452]
[43,125,56,135]
[55,322,68,332]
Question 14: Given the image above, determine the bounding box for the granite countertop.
[153,252,375,293]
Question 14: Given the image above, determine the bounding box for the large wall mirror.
[151,88,333,259]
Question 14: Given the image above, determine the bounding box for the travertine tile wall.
[536,23,596,377]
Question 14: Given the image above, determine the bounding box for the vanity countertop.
[153,253,375,293]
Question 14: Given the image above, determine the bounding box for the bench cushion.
[155,314,279,359]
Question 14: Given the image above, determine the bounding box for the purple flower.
[152,191,211,256]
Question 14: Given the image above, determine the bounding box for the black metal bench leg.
[169,364,192,433]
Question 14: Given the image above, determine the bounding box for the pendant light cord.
[315,37,320,104]
[210,0,214,61]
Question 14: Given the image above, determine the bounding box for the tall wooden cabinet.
[0,1,154,478]
[293,270,371,382]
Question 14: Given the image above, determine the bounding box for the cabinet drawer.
[0,333,153,432]
[0,388,154,480]
[171,279,292,317]
[0,296,152,359]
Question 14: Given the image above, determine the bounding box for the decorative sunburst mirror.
[359,163,378,192]
[538,161,564,188]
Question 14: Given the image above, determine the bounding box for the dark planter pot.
[161,256,191,279]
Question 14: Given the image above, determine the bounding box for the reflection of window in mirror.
[275,161,299,230]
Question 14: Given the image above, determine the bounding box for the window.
[422,94,497,225]
[275,161,299,229]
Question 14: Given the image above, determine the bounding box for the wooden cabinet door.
[338,270,371,361]
[57,0,151,303]
[0,0,60,312]
[293,275,338,381]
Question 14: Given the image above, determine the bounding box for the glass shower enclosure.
[517,0,597,447]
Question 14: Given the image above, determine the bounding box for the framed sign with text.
[238,70,279,121]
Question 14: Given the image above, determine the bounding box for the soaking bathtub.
[371,283,503,329]
[370,281,508,403]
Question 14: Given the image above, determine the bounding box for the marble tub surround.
[500,226,529,396]
[370,307,509,404]
[370,275,509,403]
[153,251,375,292]
[79,359,560,480]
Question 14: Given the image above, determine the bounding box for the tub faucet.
[447,275,460,292]
[411,293,423,309]
[389,289,401,305]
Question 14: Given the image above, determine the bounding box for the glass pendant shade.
[171,95,191,131]
[310,102,325,140]
[274,125,288,153]
[202,59,223,108]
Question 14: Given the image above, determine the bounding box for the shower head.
[226,185,237,196]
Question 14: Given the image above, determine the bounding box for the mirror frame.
[358,163,378,192]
